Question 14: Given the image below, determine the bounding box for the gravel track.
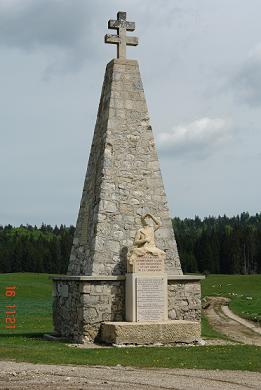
[204,297,261,346]
[0,361,261,390]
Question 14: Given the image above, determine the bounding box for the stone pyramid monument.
[52,12,203,344]
[67,11,182,277]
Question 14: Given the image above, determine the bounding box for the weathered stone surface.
[168,281,201,321]
[52,277,202,342]
[105,12,138,60]
[52,281,83,343]
[67,58,181,277]
[101,321,201,345]
[52,279,124,343]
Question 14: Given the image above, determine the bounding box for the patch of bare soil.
[0,361,261,390]
[203,297,261,346]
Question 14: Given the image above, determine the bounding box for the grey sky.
[0,0,260,226]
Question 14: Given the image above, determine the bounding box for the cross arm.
[108,19,135,31]
[104,34,120,45]
[126,36,138,46]
[105,34,138,47]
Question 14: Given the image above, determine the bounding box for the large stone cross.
[105,11,138,59]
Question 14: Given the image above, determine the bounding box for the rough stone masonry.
[67,57,181,277]
[52,11,204,343]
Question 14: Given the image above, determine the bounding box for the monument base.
[51,275,204,343]
[101,320,201,345]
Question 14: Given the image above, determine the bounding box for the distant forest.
[173,213,261,274]
[0,212,260,274]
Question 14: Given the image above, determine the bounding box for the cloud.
[158,117,233,160]
[0,1,87,49]
[0,0,110,75]
[0,0,192,77]
[229,44,261,106]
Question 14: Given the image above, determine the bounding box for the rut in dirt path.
[204,296,261,346]
[1,361,261,390]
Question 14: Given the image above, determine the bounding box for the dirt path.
[204,297,261,346]
[0,361,260,390]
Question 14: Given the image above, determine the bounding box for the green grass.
[0,273,53,333]
[0,335,260,371]
[0,273,260,371]
[201,314,230,340]
[202,274,261,322]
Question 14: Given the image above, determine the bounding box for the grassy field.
[0,273,260,371]
[202,274,261,322]
[0,273,53,333]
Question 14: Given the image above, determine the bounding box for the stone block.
[101,321,201,345]
[57,284,68,298]
[101,200,117,213]
[81,284,91,294]
[83,307,99,323]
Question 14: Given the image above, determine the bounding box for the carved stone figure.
[127,213,166,272]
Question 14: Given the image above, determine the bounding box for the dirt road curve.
[204,297,261,346]
[0,361,260,390]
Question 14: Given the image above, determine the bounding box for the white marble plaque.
[136,276,167,321]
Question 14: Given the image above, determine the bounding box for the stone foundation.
[52,275,204,343]
[101,321,201,345]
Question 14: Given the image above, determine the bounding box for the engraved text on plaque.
[136,276,167,321]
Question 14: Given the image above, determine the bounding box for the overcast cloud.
[0,0,106,75]
[158,117,233,159]
[0,0,260,225]
[229,44,261,106]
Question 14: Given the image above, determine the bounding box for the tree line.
[0,224,74,274]
[0,212,260,274]
[173,212,261,274]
